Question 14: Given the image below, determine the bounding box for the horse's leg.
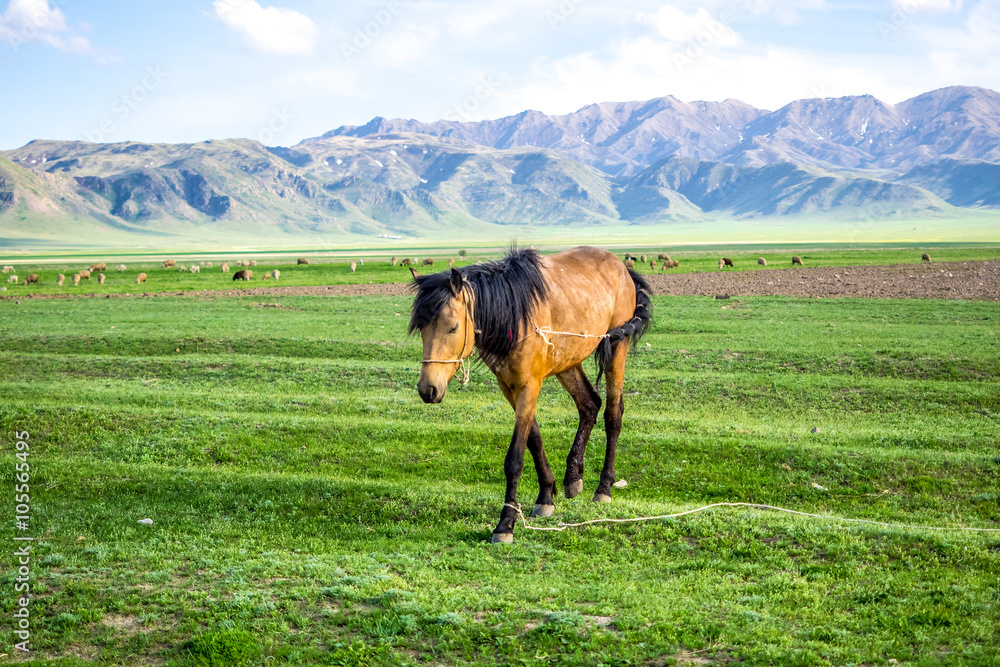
[492,380,541,543]
[556,364,601,499]
[594,341,629,502]
[497,379,556,518]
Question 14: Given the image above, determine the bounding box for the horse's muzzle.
[418,382,445,404]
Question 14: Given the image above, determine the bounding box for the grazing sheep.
[179,266,188,272]
[422,258,434,266]
[640,254,647,264]
[400,258,412,267]
[391,256,399,267]
[162,259,176,268]
[448,258,455,267]
[272,269,280,280]
[73,273,81,286]
[221,263,229,273]
[98,273,105,285]
[650,260,657,270]
[264,272,272,280]
[1,265,13,273]
[624,254,637,262]
[657,253,670,261]
[359,259,364,266]
[7,275,17,284]
[79,269,91,280]
[921,253,931,262]
[190,265,200,273]
[90,262,107,272]
[206,262,213,268]
[792,256,803,265]
[718,259,725,270]
[233,270,248,281]
[297,257,310,265]
[350,261,357,272]
[199,261,206,267]
[250,260,257,266]
[722,257,734,268]
[57,274,64,286]
[757,257,767,266]
[22,274,39,285]
[117,264,127,272]
[246,270,253,280]
[135,272,147,284]
[625,259,635,269]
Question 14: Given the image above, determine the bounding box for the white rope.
[422,357,472,384]
[503,502,1000,534]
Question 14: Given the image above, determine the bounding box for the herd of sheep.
[1,252,939,290]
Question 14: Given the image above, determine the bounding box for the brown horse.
[409,247,651,543]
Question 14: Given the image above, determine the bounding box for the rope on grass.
[503,502,1000,534]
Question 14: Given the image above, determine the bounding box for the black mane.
[409,248,548,368]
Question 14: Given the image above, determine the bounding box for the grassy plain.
[1,244,999,298]
[1,281,999,665]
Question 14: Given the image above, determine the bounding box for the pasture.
[1,284,999,664]
[1,244,999,298]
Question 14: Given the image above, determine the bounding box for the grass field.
[2,245,999,298]
[1,280,999,665]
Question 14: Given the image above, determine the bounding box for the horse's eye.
[448,324,459,334]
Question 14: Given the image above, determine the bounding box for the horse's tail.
[595,268,652,388]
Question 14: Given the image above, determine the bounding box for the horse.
[409,246,651,543]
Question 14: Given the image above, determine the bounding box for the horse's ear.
[409,267,420,279]
[449,268,462,296]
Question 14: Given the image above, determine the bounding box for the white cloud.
[213,0,318,55]
[891,0,963,13]
[642,4,742,48]
[0,0,100,57]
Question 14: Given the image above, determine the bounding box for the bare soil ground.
[4,261,999,301]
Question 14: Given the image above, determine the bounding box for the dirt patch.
[3,261,998,302]
[646,260,1000,301]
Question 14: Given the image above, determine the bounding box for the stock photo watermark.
[443,75,500,123]
[3,0,71,50]
[340,0,403,62]
[12,430,32,653]
[255,107,295,145]
[545,0,585,29]
[83,66,167,143]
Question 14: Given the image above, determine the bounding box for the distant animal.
[178,266,188,272]
[206,262,213,268]
[657,253,670,261]
[718,259,725,270]
[392,256,399,267]
[190,265,200,273]
[246,270,253,280]
[264,272,272,280]
[221,263,229,273]
[625,259,635,269]
[233,270,248,281]
[117,264,127,272]
[135,273,147,284]
[640,255,647,264]
[1,265,13,273]
[199,261,206,267]
[649,260,656,270]
[73,274,81,286]
[422,258,434,266]
[792,256,803,265]
[359,259,364,266]
[722,258,734,268]
[57,274,64,286]
[350,261,357,272]
[250,260,257,266]
[297,258,310,265]
[98,273,105,284]
[272,269,280,280]
[79,269,91,280]
[671,259,679,268]
[408,246,651,543]
[623,254,637,262]
[162,259,176,268]
[7,275,17,284]
[400,258,412,267]
[921,253,931,262]
[90,263,106,272]
[757,257,767,266]
[448,258,455,267]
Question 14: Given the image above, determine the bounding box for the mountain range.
[2,85,998,247]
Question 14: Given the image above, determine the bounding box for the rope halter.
[420,285,475,385]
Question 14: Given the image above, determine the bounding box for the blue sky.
[1,0,997,149]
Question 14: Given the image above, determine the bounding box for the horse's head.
[409,267,475,404]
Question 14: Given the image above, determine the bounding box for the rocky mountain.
[327,86,1000,177]
[1,86,995,247]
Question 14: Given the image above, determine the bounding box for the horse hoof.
[565,479,583,499]
[531,504,555,518]
[491,532,514,544]
[592,493,612,503]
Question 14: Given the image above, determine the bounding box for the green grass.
[2,244,998,298]
[1,292,998,665]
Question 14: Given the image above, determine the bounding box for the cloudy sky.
[1,0,996,149]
